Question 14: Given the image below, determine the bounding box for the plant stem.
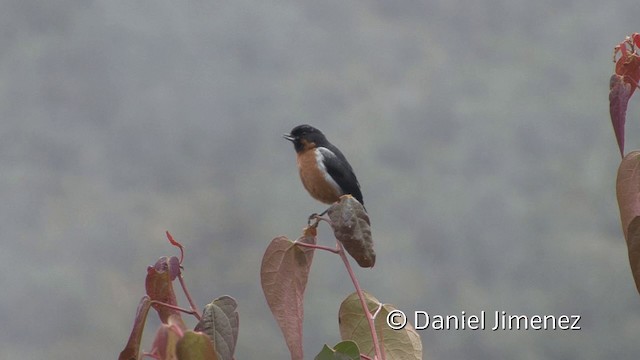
[336,241,383,360]
[150,300,198,317]
[294,241,340,253]
[295,218,383,359]
[178,274,201,320]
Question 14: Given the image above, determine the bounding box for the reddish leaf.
[167,256,181,281]
[610,74,632,157]
[633,33,640,49]
[260,235,316,360]
[119,296,152,360]
[615,51,640,98]
[626,218,640,296]
[149,321,182,360]
[616,151,640,237]
[616,151,640,295]
[327,195,376,268]
[146,257,182,323]
[616,42,628,60]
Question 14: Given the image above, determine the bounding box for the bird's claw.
[307,213,320,227]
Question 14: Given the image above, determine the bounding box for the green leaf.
[327,195,375,268]
[314,341,360,360]
[194,296,239,360]
[616,151,640,295]
[314,345,336,360]
[260,232,316,360]
[339,291,422,360]
[176,331,218,360]
[333,340,360,358]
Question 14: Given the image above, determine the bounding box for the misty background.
[2,0,639,359]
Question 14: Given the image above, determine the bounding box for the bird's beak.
[283,133,295,142]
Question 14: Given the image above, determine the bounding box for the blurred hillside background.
[2,0,639,359]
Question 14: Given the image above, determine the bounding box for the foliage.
[194,297,239,360]
[314,341,361,360]
[261,196,422,360]
[327,196,376,268]
[610,33,640,296]
[119,232,237,360]
[260,230,316,359]
[6,1,636,358]
[120,198,422,359]
[610,33,640,157]
[339,292,422,360]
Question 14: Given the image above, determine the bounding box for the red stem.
[336,241,384,360]
[298,217,383,359]
[178,274,201,320]
[294,241,340,253]
[149,300,198,317]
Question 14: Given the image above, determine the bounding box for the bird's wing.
[317,146,364,206]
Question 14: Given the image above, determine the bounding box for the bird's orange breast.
[297,149,342,204]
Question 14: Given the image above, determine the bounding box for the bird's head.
[283,125,327,153]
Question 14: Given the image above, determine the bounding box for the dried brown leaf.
[327,195,375,267]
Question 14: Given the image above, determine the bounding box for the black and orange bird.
[283,125,364,210]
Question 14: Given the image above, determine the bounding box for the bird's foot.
[307,213,320,227]
[307,207,331,226]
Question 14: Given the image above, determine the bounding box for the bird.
[283,125,365,210]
